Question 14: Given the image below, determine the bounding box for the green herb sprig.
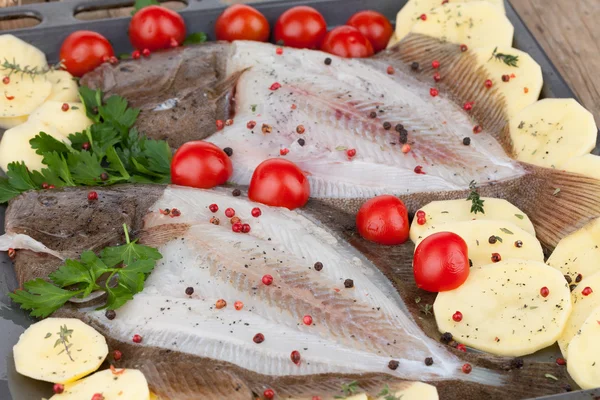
[9,224,162,318]
[0,86,172,203]
[334,381,359,398]
[377,385,403,400]
[489,47,519,67]
[467,180,485,214]
[1,58,62,81]
[55,324,75,361]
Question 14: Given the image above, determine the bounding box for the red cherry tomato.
[215,4,270,42]
[274,6,327,49]
[320,26,374,58]
[171,141,232,189]
[346,10,393,53]
[413,232,470,292]
[248,159,310,210]
[129,5,186,51]
[356,195,409,245]
[59,31,114,77]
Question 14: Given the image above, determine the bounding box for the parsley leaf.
[143,139,172,175]
[132,0,160,14]
[6,162,36,191]
[0,178,22,203]
[183,32,208,45]
[100,95,139,131]
[68,151,105,185]
[42,152,75,186]
[9,279,83,318]
[9,225,162,317]
[29,131,71,155]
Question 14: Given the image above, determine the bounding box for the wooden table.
[1,0,599,125]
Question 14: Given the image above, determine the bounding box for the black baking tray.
[0,1,597,399]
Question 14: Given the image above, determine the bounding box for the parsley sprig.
[0,86,172,203]
[467,180,485,214]
[9,224,162,318]
[489,47,519,67]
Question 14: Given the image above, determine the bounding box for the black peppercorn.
[411,61,419,71]
[576,274,583,283]
[100,172,109,181]
[488,235,497,244]
[502,74,510,82]
[514,240,523,248]
[399,130,408,144]
[395,123,405,132]
[344,279,354,288]
[564,275,572,284]
[105,310,116,320]
[463,137,471,146]
[223,147,233,157]
[424,357,433,366]
[314,262,323,271]
[369,111,377,119]
[570,284,577,292]
[324,57,332,66]
[511,358,524,369]
[185,287,194,295]
[440,332,453,343]
[297,138,305,146]
[388,360,399,370]
[383,121,391,130]
[232,189,241,197]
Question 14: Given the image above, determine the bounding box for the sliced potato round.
[410,198,535,243]
[395,0,506,44]
[547,218,600,281]
[50,368,150,399]
[434,259,572,356]
[567,305,600,390]
[410,2,513,49]
[0,120,67,172]
[557,271,600,358]
[0,115,27,130]
[376,382,439,400]
[14,318,108,384]
[0,34,48,72]
[415,220,543,267]
[472,46,543,118]
[0,74,52,117]
[45,70,79,103]
[561,154,600,181]
[509,98,597,168]
[28,101,92,136]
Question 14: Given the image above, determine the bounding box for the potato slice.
[415,220,543,267]
[0,74,52,118]
[0,34,48,72]
[410,197,535,243]
[13,318,108,384]
[0,115,27,130]
[557,271,600,358]
[0,119,67,172]
[28,101,92,136]
[50,368,150,399]
[410,2,513,49]
[509,98,597,168]
[395,0,505,44]
[561,154,600,180]
[434,259,572,356]
[547,218,600,281]
[567,305,600,389]
[472,46,543,118]
[45,70,79,103]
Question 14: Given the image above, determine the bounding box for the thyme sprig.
[378,385,403,400]
[489,47,519,67]
[334,381,359,398]
[54,324,74,362]
[1,58,63,81]
[467,181,485,214]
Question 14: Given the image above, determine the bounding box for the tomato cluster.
[215,5,393,58]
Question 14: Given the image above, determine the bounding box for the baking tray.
[0,0,597,399]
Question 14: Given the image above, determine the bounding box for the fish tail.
[379,33,513,154]
[513,165,600,249]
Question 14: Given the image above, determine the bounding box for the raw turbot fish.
[2,185,568,399]
[81,36,600,250]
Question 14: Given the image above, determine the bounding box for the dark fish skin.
[81,38,600,251]
[81,43,239,149]
[6,185,570,400]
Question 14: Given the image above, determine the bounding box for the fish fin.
[138,223,191,248]
[482,164,600,249]
[379,33,514,155]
